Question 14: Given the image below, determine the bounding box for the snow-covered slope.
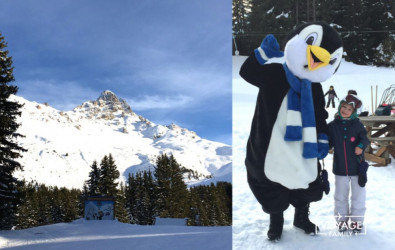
[12,90,232,189]
[0,219,231,250]
[233,55,395,249]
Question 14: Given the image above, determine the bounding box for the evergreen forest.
[233,0,395,66]
[13,154,232,229]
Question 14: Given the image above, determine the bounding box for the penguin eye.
[330,53,341,65]
[305,33,318,45]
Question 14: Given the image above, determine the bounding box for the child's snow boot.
[267,212,284,241]
[338,221,348,232]
[293,203,319,235]
[350,221,363,234]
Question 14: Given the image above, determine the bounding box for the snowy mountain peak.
[97,90,119,102]
[74,90,133,119]
[96,90,133,114]
[11,93,231,189]
[166,123,197,137]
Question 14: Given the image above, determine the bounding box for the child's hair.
[348,90,357,95]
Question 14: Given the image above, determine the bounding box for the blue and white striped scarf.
[282,63,318,159]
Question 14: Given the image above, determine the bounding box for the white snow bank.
[0,219,231,250]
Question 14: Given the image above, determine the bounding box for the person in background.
[325,85,339,108]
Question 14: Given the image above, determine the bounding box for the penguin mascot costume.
[239,21,343,241]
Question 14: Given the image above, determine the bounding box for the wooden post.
[365,152,389,166]
[375,146,388,157]
[371,86,373,114]
[374,85,378,110]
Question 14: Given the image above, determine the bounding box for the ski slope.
[0,219,231,250]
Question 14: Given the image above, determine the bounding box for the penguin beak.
[306,45,330,71]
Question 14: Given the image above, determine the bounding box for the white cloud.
[137,63,231,98]
[18,79,97,111]
[127,94,193,111]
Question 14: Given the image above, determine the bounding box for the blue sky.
[0,0,232,144]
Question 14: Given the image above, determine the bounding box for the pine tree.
[36,184,53,225]
[86,160,101,195]
[135,172,148,224]
[127,173,138,224]
[244,0,295,53]
[143,170,156,225]
[188,186,202,226]
[60,187,79,222]
[98,154,127,221]
[0,32,27,230]
[233,0,251,54]
[154,155,170,215]
[374,35,395,67]
[127,170,159,225]
[211,182,232,226]
[17,182,45,228]
[195,185,210,226]
[233,0,250,34]
[50,186,63,223]
[115,183,130,223]
[219,181,232,225]
[154,154,189,219]
[369,0,395,66]
[16,181,37,229]
[99,154,120,197]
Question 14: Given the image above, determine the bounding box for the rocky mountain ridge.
[11,91,231,189]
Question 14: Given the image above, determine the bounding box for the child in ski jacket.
[324,85,338,108]
[328,94,370,233]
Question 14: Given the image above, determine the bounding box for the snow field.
[0,219,231,250]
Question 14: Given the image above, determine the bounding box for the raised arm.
[239,35,283,88]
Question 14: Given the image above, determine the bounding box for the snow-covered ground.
[233,55,395,249]
[0,219,231,250]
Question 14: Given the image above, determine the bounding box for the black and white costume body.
[240,61,328,212]
[240,22,343,240]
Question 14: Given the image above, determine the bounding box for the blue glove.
[254,34,284,65]
[317,133,329,160]
[358,161,369,187]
